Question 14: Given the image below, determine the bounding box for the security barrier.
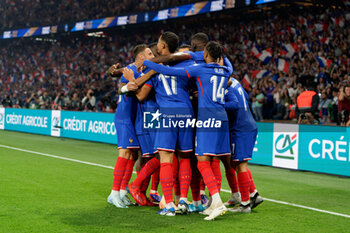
[0,108,349,177]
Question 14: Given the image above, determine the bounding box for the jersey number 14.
[211,75,225,103]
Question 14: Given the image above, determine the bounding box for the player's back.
[195,63,230,121]
[225,79,257,133]
[135,68,158,135]
[152,59,194,111]
[114,64,139,123]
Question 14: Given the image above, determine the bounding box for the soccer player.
[128,32,195,216]
[107,44,154,208]
[143,41,231,221]
[224,78,263,213]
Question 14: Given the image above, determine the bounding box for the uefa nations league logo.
[52,116,60,129]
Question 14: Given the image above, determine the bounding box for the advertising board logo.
[274,133,297,159]
[51,110,61,137]
[272,124,299,170]
[0,108,5,130]
[52,116,60,128]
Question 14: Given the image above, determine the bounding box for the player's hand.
[126,82,138,92]
[123,68,136,82]
[108,63,120,76]
[193,91,198,98]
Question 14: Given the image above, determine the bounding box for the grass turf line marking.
[1,144,350,219]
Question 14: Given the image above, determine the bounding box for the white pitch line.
[1,144,350,219]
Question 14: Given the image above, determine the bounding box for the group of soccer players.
[107,31,263,220]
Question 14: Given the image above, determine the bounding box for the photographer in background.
[295,82,319,124]
[338,84,350,126]
[54,92,66,110]
[82,89,96,112]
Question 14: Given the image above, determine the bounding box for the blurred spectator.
[82,89,96,111]
[318,90,331,124]
[70,93,81,111]
[252,89,264,121]
[38,91,51,109]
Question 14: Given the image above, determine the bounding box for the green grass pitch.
[1,130,350,233]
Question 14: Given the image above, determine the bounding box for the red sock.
[179,158,192,199]
[237,171,250,203]
[133,158,160,187]
[160,162,174,204]
[200,178,205,192]
[190,161,201,202]
[120,159,135,190]
[226,168,239,193]
[173,155,180,197]
[141,175,151,195]
[151,166,160,191]
[211,159,222,193]
[197,161,219,196]
[112,157,128,191]
[247,167,256,193]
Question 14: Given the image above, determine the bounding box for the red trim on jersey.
[196,77,204,96]
[187,53,191,59]
[185,69,191,78]
[157,148,175,152]
[144,83,152,87]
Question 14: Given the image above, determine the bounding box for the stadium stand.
[0,1,349,124]
[0,0,201,30]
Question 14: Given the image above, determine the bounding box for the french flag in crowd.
[250,44,261,57]
[332,16,345,28]
[297,16,310,27]
[243,40,252,49]
[242,74,251,89]
[319,37,330,44]
[276,58,290,73]
[316,56,332,69]
[282,43,298,58]
[287,27,300,35]
[257,49,273,64]
[314,23,328,32]
[252,70,270,79]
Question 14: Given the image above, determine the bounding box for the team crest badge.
[129,138,133,143]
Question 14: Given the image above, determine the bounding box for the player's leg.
[108,148,134,208]
[149,161,161,203]
[176,125,194,214]
[172,154,180,206]
[221,155,241,207]
[189,155,205,212]
[229,130,261,213]
[247,166,263,209]
[211,157,222,193]
[157,150,176,216]
[229,160,252,213]
[119,149,138,206]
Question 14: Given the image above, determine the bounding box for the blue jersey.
[135,68,158,135]
[114,64,139,123]
[185,51,234,75]
[225,79,257,132]
[185,51,205,64]
[144,60,231,121]
[147,59,194,112]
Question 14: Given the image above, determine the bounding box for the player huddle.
[107,31,263,221]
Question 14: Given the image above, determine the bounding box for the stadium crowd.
[0,4,349,124]
[0,0,200,31]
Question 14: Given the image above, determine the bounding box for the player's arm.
[108,63,126,77]
[135,84,152,102]
[143,60,189,78]
[223,57,233,75]
[149,52,190,64]
[117,73,138,95]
